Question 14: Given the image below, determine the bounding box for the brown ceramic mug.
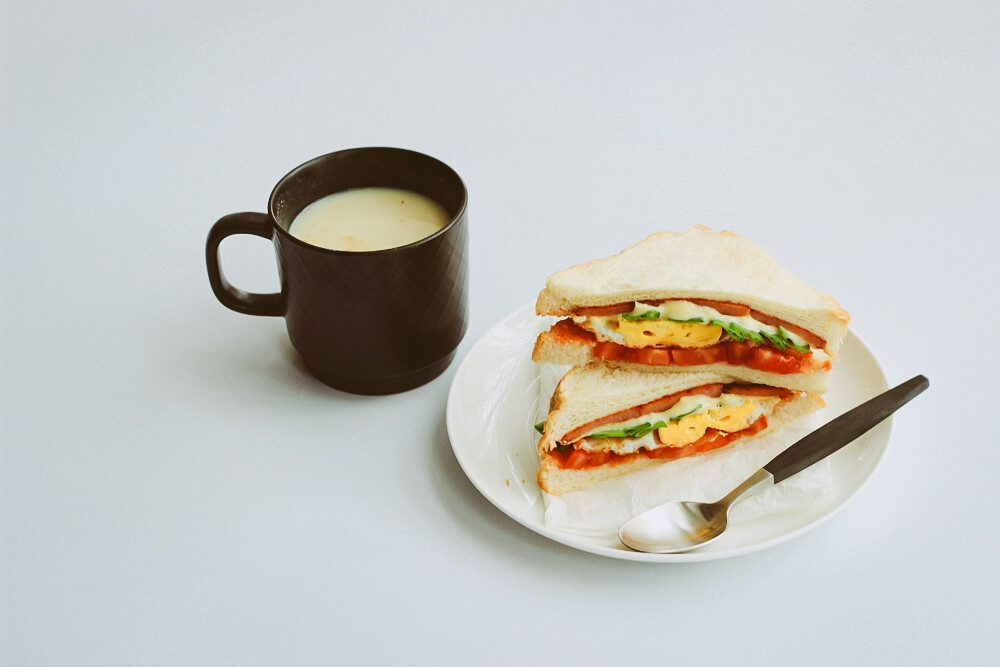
[206,147,469,395]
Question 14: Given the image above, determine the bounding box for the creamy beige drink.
[288,187,450,251]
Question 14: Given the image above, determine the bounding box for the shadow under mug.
[206,147,469,395]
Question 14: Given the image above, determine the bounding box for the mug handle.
[206,212,286,316]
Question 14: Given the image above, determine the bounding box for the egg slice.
[618,319,723,348]
[656,400,758,447]
[573,300,812,350]
[575,394,763,455]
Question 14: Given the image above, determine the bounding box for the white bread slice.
[535,225,850,357]
[531,323,833,393]
[537,364,823,495]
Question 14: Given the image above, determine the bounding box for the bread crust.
[535,226,850,356]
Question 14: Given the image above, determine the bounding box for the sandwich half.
[536,364,823,495]
[532,226,850,393]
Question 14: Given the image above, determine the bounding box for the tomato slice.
[631,347,673,366]
[751,346,805,374]
[722,341,808,375]
[563,449,591,469]
[670,345,727,366]
[724,340,756,365]
[594,341,673,366]
[593,341,622,361]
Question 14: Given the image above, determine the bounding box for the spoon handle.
[763,375,929,484]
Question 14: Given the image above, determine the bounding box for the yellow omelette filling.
[656,399,758,447]
[618,319,723,348]
[576,394,764,456]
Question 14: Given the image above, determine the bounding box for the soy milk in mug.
[206,146,468,394]
[289,187,449,252]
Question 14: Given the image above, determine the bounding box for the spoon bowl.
[619,470,771,553]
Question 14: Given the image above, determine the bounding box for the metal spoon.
[619,374,929,554]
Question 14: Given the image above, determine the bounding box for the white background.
[3,2,998,665]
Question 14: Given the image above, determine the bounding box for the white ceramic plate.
[446,303,891,562]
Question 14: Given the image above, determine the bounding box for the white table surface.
[3,2,998,665]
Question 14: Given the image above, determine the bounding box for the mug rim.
[267,146,468,255]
